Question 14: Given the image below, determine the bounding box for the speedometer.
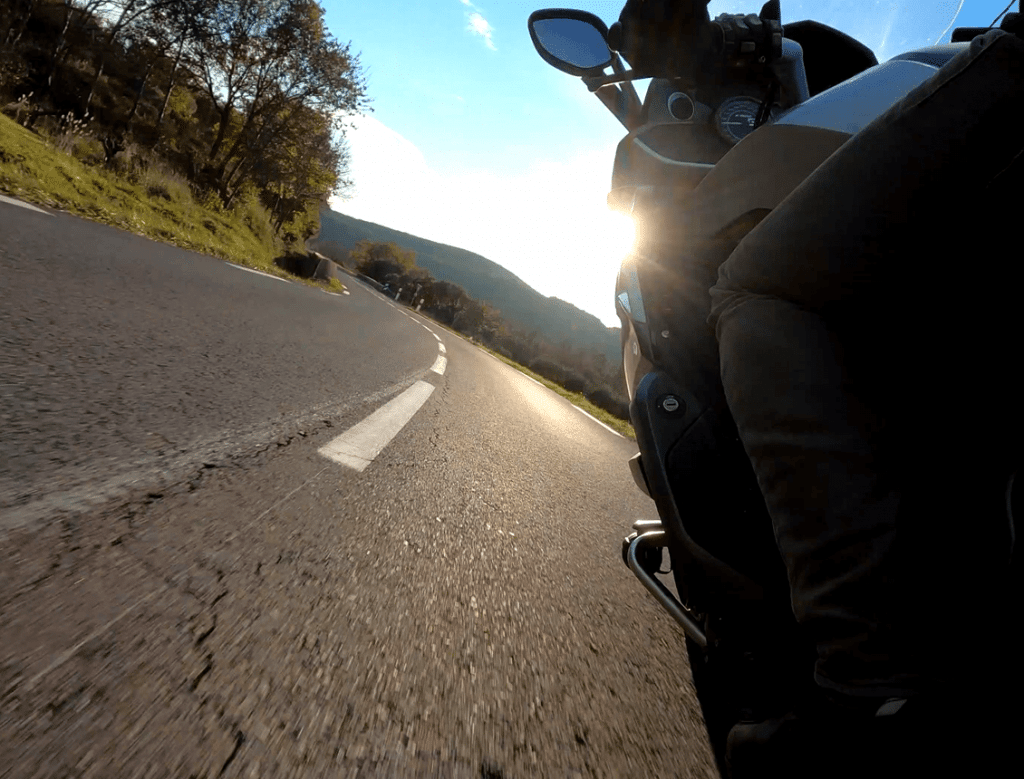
[715,96,780,145]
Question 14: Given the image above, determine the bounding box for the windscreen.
[707,0,965,60]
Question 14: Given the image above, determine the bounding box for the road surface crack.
[195,614,217,647]
[189,655,213,692]
[219,730,245,776]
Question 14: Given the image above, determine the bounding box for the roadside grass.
[0,113,321,284]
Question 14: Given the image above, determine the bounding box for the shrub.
[71,136,105,166]
[199,189,225,214]
[0,51,30,103]
[587,388,631,421]
[145,180,171,200]
[231,183,275,246]
[131,157,193,204]
[528,357,567,385]
[1,91,33,124]
[51,111,94,154]
[562,372,588,394]
[108,152,133,177]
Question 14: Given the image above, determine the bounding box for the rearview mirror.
[528,10,612,76]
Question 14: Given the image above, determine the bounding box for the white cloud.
[467,13,496,50]
[331,116,630,327]
[459,2,496,51]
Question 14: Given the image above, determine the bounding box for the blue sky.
[321,1,1012,327]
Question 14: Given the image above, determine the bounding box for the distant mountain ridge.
[317,207,621,361]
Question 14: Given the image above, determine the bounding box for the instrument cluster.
[647,80,783,146]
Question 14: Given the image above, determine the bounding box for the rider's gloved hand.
[610,1,784,78]
[609,0,714,78]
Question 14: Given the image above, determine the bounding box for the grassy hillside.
[318,207,622,362]
[0,113,282,272]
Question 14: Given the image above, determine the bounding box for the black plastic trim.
[630,371,767,607]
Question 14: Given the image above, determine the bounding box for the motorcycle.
[528,2,1021,776]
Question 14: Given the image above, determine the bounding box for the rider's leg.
[710,26,1024,704]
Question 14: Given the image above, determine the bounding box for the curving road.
[0,198,717,778]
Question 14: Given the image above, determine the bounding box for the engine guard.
[622,521,708,647]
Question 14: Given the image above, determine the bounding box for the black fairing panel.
[664,406,785,590]
[629,371,793,620]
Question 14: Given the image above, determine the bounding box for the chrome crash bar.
[624,520,708,648]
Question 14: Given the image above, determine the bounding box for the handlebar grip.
[715,13,784,64]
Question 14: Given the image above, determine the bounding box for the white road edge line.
[0,194,50,215]
[226,264,290,283]
[438,343,446,354]
[430,355,447,375]
[572,405,626,439]
[498,360,623,438]
[318,381,435,472]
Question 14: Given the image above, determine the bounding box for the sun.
[548,202,636,328]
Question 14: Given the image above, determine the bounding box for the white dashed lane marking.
[318,381,436,472]
[317,300,447,471]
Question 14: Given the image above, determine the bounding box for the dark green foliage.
[528,357,566,384]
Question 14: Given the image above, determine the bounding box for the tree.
[232,102,344,214]
[188,0,368,199]
[120,30,161,127]
[150,0,214,132]
[3,0,38,48]
[350,241,417,272]
[428,280,469,326]
[43,1,107,91]
[81,1,179,111]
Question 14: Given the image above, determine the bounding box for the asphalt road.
[0,199,717,778]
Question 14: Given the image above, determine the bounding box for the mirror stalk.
[611,51,644,129]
